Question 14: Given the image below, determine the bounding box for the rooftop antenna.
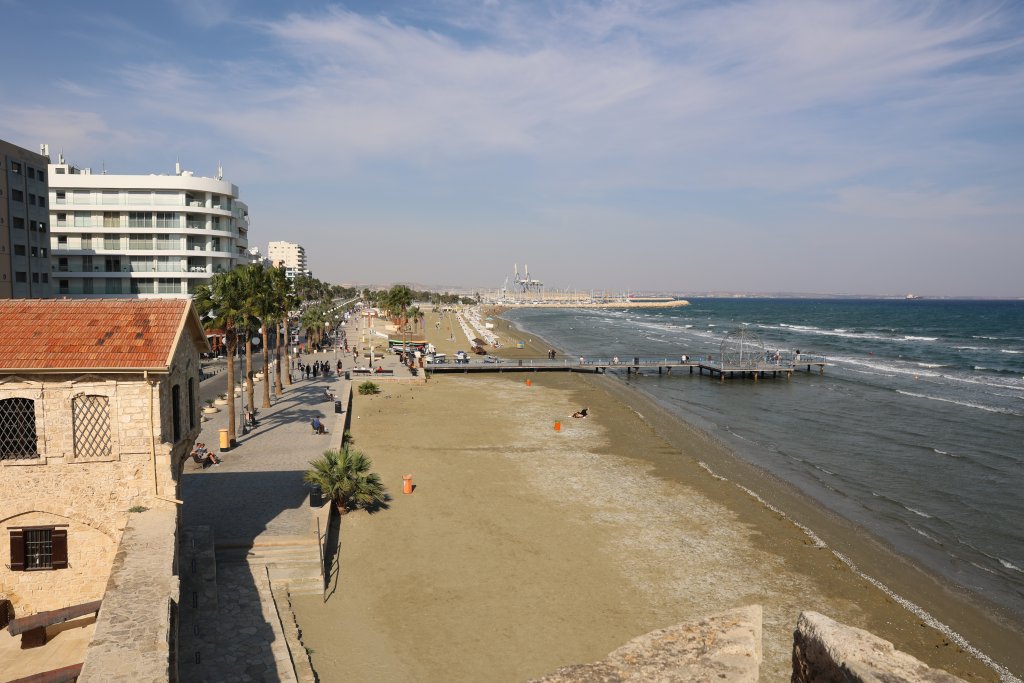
[58,148,65,165]
[216,162,223,180]
[175,157,181,175]
[101,161,106,174]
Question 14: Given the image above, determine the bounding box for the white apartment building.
[267,240,309,279]
[48,158,249,297]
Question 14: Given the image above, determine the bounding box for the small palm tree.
[304,448,387,514]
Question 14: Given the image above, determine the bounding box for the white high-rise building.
[267,240,309,279]
[48,157,249,298]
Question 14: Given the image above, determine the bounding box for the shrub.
[358,381,381,395]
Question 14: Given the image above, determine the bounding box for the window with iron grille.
[0,398,38,460]
[73,395,112,459]
[8,528,67,571]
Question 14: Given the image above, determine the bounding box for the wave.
[915,362,948,368]
[896,390,1021,416]
[932,448,962,458]
[909,525,939,543]
[1001,349,1023,355]
[905,505,932,518]
[1000,559,1023,574]
[904,335,938,342]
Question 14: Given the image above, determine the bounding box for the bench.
[373,369,394,376]
[8,600,102,648]
[351,368,372,376]
[7,662,84,683]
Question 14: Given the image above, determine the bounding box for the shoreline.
[490,306,1024,680]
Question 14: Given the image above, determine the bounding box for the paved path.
[180,350,351,682]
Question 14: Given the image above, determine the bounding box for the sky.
[2,0,1022,297]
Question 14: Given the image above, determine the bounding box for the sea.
[503,298,1024,622]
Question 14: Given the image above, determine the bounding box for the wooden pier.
[427,354,827,381]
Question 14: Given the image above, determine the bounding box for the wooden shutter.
[51,529,68,569]
[9,530,25,571]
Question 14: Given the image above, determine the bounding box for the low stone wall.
[78,506,179,683]
[792,611,966,683]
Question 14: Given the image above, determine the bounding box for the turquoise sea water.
[504,299,1024,621]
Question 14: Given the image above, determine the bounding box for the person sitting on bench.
[324,388,336,401]
[192,442,221,466]
[311,417,327,434]
[571,407,589,419]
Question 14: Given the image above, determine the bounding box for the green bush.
[358,381,381,395]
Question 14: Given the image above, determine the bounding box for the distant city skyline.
[2,1,1022,297]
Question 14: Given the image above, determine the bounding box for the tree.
[269,267,295,393]
[303,448,387,514]
[236,264,265,413]
[193,271,246,445]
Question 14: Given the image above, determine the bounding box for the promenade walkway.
[179,350,351,683]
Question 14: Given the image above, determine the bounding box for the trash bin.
[218,428,229,450]
[344,370,351,380]
[334,400,343,414]
[309,485,324,508]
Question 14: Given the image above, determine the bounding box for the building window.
[38,195,46,208]
[58,236,68,247]
[30,246,38,257]
[103,235,120,250]
[39,222,46,233]
[8,528,68,571]
[42,274,48,283]
[128,212,152,228]
[188,378,196,430]
[15,272,27,283]
[56,191,66,204]
[38,170,46,183]
[32,273,39,283]
[29,194,36,206]
[105,279,120,294]
[155,212,176,228]
[73,395,112,459]
[10,161,21,174]
[11,189,23,202]
[59,279,69,294]
[29,220,37,232]
[83,278,93,294]
[0,398,38,460]
[56,213,68,226]
[12,217,24,229]
[171,385,182,442]
[74,214,91,228]
[103,212,120,228]
[55,167,65,174]
[27,167,35,179]
[14,245,25,256]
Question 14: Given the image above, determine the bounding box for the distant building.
[48,156,249,298]
[247,246,270,267]
[1,140,52,298]
[0,298,208,617]
[267,240,309,279]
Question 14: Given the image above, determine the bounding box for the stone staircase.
[216,538,324,596]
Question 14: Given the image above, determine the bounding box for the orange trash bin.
[554,421,561,432]
[403,475,413,494]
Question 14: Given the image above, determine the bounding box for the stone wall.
[0,334,200,616]
[78,507,179,683]
[792,611,966,683]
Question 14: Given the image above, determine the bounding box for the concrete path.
[179,350,350,683]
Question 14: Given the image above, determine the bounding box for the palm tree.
[193,270,246,445]
[268,266,292,397]
[303,447,387,514]
[236,264,265,414]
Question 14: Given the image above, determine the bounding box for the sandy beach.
[290,308,1017,681]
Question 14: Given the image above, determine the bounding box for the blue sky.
[2,1,1023,296]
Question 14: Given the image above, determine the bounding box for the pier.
[426,354,827,381]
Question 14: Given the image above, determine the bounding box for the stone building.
[0,298,208,616]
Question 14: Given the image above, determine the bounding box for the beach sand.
[290,308,1016,682]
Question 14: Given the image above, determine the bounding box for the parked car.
[455,350,470,364]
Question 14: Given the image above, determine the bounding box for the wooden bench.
[7,600,102,648]
[7,662,84,683]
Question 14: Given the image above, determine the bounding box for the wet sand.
[290,308,1019,682]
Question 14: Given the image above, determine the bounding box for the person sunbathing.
[571,407,589,419]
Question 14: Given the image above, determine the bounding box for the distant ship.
[905,293,923,300]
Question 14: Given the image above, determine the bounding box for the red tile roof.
[0,299,206,371]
